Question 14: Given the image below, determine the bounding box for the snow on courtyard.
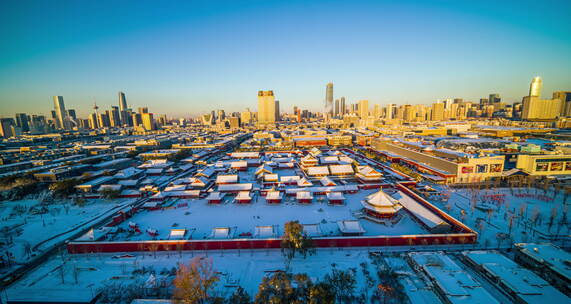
[109,188,428,241]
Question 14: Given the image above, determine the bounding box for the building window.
[490,164,502,172]
[550,162,563,171]
[565,162,571,171]
[536,163,549,172]
[476,164,488,173]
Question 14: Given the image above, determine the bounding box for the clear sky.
[0,0,570,118]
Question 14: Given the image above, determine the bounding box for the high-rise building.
[241,108,252,125]
[119,92,127,111]
[138,107,149,115]
[386,104,395,119]
[522,96,561,120]
[553,91,571,117]
[522,77,560,120]
[334,99,340,116]
[358,100,369,118]
[275,100,280,121]
[431,102,444,121]
[257,90,276,125]
[0,118,15,138]
[118,92,130,126]
[340,97,346,115]
[489,94,501,104]
[325,83,333,114]
[88,113,98,129]
[529,76,542,97]
[98,113,111,128]
[110,106,121,127]
[15,113,29,133]
[229,117,240,129]
[52,96,69,130]
[373,104,381,119]
[142,113,155,131]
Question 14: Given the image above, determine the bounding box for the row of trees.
[170,257,394,304]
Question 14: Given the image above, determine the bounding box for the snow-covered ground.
[109,188,429,241]
[428,187,570,248]
[0,198,135,273]
[2,248,387,303]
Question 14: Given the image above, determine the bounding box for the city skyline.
[1,0,570,117]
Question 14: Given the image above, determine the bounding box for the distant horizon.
[1,0,570,118]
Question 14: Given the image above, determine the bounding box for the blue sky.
[0,0,570,117]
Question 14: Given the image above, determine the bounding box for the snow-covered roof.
[254,225,276,238]
[169,229,186,240]
[280,175,300,183]
[320,176,337,186]
[264,173,279,182]
[235,191,251,200]
[210,227,231,239]
[337,220,366,234]
[306,166,330,176]
[206,191,225,200]
[266,190,282,200]
[302,224,322,237]
[164,184,187,192]
[329,164,354,175]
[216,174,238,184]
[297,177,314,187]
[357,166,382,177]
[296,191,313,200]
[326,192,345,200]
[114,167,142,179]
[218,183,252,192]
[230,152,260,158]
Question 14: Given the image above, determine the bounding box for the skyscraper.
[142,113,155,130]
[52,96,69,130]
[340,97,346,115]
[0,118,15,138]
[334,99,340,116]
[257,90,276,125]
[431,102,444,121]
[553,91,571,117]
[358,100,369,118]
[119,92,127,111]
[15,113,29,133]
[275,100,280,121]
[529,76,542,97]
[118,91,130,126]
[325,83,333,114]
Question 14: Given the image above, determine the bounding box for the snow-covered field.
[430,187,570,247]
[0,198,135,270]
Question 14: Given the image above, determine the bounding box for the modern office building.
[52,96,69,130]
[529,76,542,97]
[325,82,333,114]
[358,99,369,118]
[431,102,444,121]
[142,113,155,131]
[275,100,280,121]
[0,118,15,138]
[340,97,346,115]
[15,113,29,133]
[257,90,276,125]
[553,91,571,117]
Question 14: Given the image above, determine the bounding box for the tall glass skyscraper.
[325,82,333,114]
[52,96,69,130]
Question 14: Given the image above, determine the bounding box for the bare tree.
[172,257,219,304]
